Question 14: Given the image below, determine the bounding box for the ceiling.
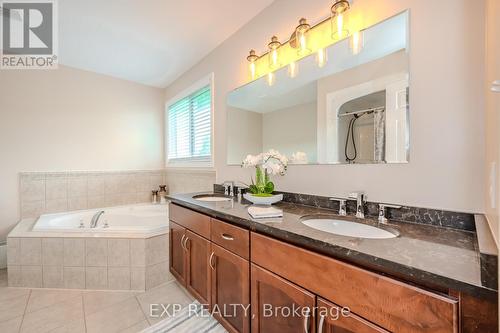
[58,0,274,88]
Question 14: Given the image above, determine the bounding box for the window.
[166,75,213,166]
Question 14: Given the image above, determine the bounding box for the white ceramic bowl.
[243,193,283,205]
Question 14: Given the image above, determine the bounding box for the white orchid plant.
[242,149,288,197]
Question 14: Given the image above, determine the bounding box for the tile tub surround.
[166,168,215,194]
[19,170,166,219]
[171,191,498,301]
[7,233,173,290]
[213,184,476,231]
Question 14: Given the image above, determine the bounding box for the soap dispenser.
[158,185,168,204]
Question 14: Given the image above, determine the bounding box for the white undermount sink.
[302,217,398,239]
[192,194,233,202]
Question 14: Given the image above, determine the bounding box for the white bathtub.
[32,204,169,234]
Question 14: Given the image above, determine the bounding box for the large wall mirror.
[226,12,409,165]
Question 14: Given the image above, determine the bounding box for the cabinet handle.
[318,314,325,333]
[221,233,234,241]
[209,252,216,270]
[303,307,311,333]
[183,237,190,251]
[180,235,186,250]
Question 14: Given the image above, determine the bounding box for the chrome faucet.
[90,210,105,228]
[222,181,235,197]
[329,197,347,216]
[348,192,366,218]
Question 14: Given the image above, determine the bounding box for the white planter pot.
[243,193,283,205]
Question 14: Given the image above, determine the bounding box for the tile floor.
[0,268,196,332]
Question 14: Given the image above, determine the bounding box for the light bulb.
[316,48,327,68]
[288,61,298,78]
[246,49,259,80]
[330,0,350,40]
[337,14,344,38]
[349,31,364,55]
[271,49,278,67]
[249,62,256,79]
[267,72,275,86]
[295,18,311,56]
[268,36,281,69]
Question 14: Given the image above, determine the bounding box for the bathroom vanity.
[167,193,498,333]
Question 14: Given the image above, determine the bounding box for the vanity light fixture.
[349,30,364,55]
[244,0,358,81]
[288,61,298,78]
[268,36,282,69]
[331,0,350,40]
[294,18,311,56]
[247,50,259,80]
[316,48,327,68]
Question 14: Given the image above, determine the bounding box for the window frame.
[165,73,214,169]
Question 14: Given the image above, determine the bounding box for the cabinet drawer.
[251,232,458,333]
[317,298,389,333]
[169,203,210,239]
[211,219,249,259]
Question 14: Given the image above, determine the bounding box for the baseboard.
[0,242,6,269]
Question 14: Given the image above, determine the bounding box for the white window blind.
[167,85,212,164]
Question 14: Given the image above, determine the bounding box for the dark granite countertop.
[167,192,498,301]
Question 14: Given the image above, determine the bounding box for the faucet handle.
[378,203,402,223]
[348,191,365,200]
[329,197,347,216]
[222,181,235,196]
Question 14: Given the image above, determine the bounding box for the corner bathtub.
[9,203,172,291]
[32,204,168,234]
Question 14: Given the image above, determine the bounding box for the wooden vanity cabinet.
[169,221,186,285]
[169,203,251,332]
[169,205,212,305]
[185,229,211,306]
[316,298,389,333]
[251,232,458,333]
[251,264,316,333]
[210,243,250,333]
[169,204,495,333]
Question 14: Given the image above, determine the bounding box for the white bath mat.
[141,302,227,333]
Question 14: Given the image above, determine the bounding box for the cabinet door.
[169,221,186,286]
[316,298,389,333]
[251,264,315,333]
[210,243,250,333]
[185,230,211,306]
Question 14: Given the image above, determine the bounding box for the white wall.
[227,107,263,164]
[262,102,317,162]
[0,65,165,241]
[485,0,500,245]
[164,0,486,213]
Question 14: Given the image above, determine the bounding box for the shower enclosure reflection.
[226,11,410,165]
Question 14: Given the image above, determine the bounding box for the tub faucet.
[90,210,105,228]
[349,192,366,219]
